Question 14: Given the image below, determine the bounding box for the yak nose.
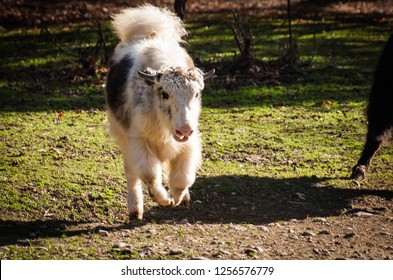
[176,125,194,137]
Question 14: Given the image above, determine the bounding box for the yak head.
[138,67,214,143]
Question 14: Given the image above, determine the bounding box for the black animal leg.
[351,126,391,180]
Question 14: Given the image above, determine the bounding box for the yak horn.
[203,69,215,80]
[138,69,158,82]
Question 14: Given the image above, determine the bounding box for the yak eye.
[162,91,169,100]
[195,92,200,98]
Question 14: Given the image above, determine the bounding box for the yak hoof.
[171,190,190,208]
[178,197,191,209]
[129,210,143,221]
[350,165,367,180]
[154,192,175,207]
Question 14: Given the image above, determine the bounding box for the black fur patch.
[368,33,393,123]
[351,33,393,179]
[105,55,133,127]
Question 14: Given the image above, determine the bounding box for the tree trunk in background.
[287,0,293,53]
[174,0,188,20]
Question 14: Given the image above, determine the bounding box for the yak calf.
[105,5,214,219]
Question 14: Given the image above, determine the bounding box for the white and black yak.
[105,5,214,219]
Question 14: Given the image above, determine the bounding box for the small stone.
[295,192,306,200]
[37,246,48,251]
[354,211,373,217]
[98,229,110,236]
[379,232,391,236]
[113,242,128,249]
[142,246,154,253]
[343,233,356,238]
[191,256,209,260]
[321,249,331,256]
[230,225,247,231]
[313,248,320,254]
[301,231,316,237]
[146,229,158,235]
[112,242,133,254]
[212,250,231,258]
[244,248,258,256]
[289,235,299,240]
[254,246,264,252]
[169,249,184,255]
[268,222,282,227]
[219,250,231,255]
[161,220,174,224]
[312,217,327,223]
[118,248,133,254]
[258,226,269,232]
[318,230,331,235]
[179,219,189,224]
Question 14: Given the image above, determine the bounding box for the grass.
[0,14,392,259]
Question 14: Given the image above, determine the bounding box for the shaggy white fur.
[106,5,214,220]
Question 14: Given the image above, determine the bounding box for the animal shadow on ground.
[147,175,393,224]
[1,175,392,247]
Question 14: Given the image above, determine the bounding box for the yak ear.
[203,69,215,80]
[138,67,160,82]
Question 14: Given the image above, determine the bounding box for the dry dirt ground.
[1,0,393,260]
[2,180,393,259]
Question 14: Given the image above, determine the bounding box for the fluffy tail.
[111,5,187,42]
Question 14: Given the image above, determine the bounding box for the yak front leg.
[124,162,144,220]
[169,150,199,208]
[127,139,174,208]
[141,163,175,207]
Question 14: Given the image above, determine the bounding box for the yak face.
[139,67,214,143]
